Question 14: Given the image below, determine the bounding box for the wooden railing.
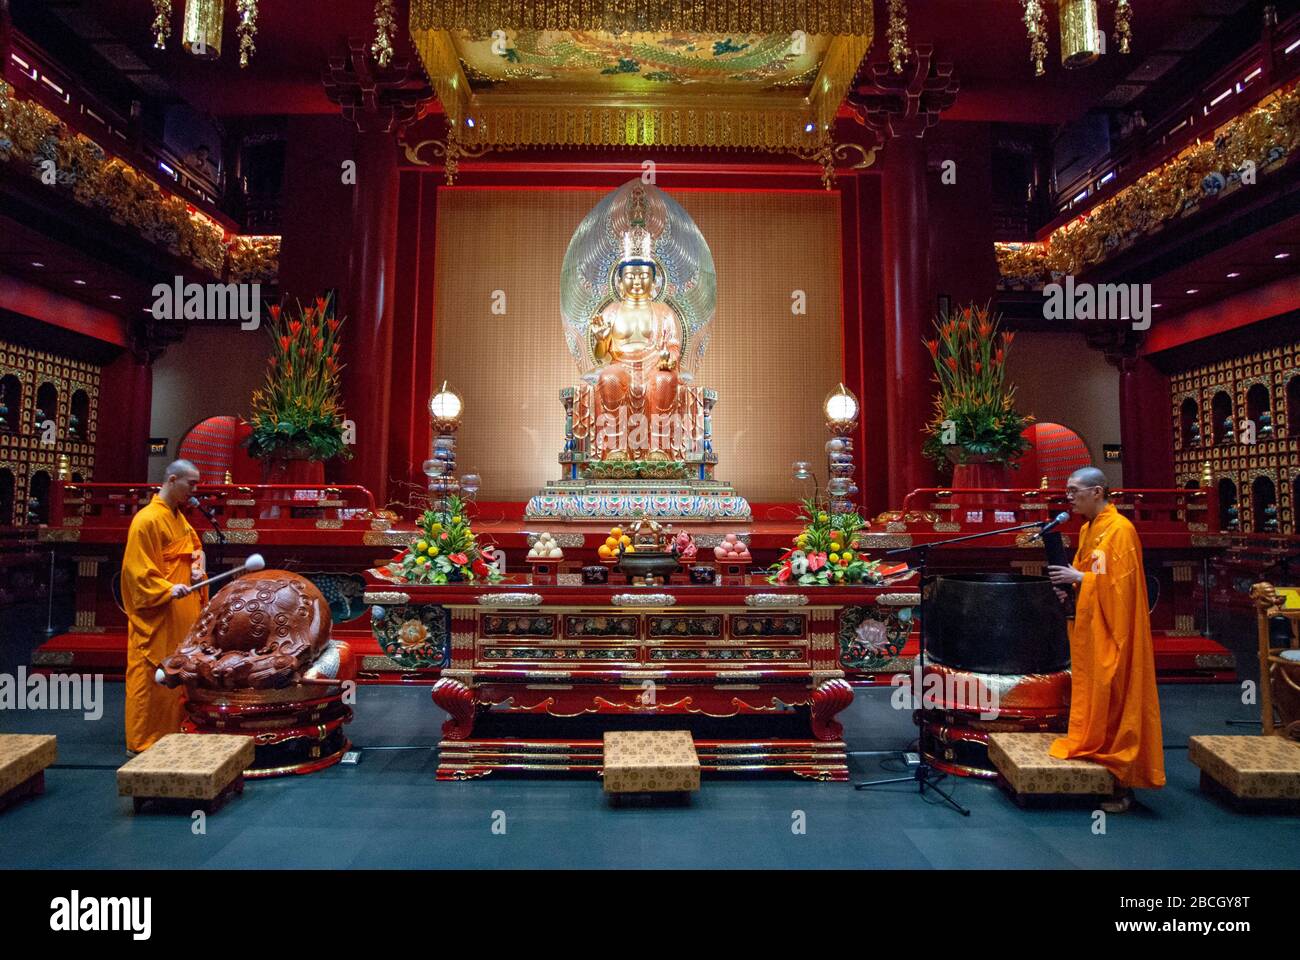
[50,482,379,533]
[897,487,1219,536]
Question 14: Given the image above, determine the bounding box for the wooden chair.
[1252,582,1300,737]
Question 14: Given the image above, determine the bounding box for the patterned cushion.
[117,734,254,800]
[988,732,1115,795]
[603,730,700,793]
[0,735,57,795]
[1188,735,1300,800]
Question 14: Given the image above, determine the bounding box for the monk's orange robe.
[122,495,205,753]
[1050,503,1166,788]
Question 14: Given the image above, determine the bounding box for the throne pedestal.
[525,385,751,523]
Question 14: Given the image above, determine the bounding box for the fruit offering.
[712,533,751,562]
[597,526,635,561]
[672,530,698,561]
[527,532,564,560]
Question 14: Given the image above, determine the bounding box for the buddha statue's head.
[615,259,656,302]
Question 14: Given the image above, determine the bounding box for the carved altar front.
[364,574,921,781]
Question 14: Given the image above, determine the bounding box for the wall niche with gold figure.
[0,339,100,527]
[1171,336,1300,535]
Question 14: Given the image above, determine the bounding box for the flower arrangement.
[921,303,1032,468]
[387,495,504,585]
[246,294,351,462]
[768,497,891,586]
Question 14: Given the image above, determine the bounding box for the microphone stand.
[855,519,1057,816]
[190,498,225,582]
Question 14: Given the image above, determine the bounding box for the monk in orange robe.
[122,459,206,754]
[1048,467,1165,810]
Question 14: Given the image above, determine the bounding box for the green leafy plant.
[245,293,352,462]
[388,495,504,585]
[921,302,1032,467]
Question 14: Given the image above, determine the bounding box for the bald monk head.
[1066,466,1110,521]
[160,459,201,511]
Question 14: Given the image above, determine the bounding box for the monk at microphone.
[1047,466,1165,812]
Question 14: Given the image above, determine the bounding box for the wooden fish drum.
[916,574,1071,778]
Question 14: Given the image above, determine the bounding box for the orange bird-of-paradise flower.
[926,339,940,358]
[288,321,302,337]
[279,336,290,350]
[268,303,281,320]
[946,357,959,372]
[316,296,328,314]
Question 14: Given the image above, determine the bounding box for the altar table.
[362,573,922,781]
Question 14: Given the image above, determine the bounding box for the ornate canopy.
[409,0,874,149]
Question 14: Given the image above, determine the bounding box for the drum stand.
[855,522,1052,816]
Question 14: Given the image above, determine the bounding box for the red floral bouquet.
[246,293,351,461]
[921,302,1032,468]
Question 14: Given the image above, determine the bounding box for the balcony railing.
[1048,11,1300,227]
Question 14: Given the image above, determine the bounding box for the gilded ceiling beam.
[410,1,874,35]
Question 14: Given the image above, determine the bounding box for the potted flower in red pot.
[245,294,351,485]
[921,303,1032,496]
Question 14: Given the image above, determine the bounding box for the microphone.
[1038,511,1072,571]
[1038,511,1070,536]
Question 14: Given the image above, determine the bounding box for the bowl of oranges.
[596,526,635,564]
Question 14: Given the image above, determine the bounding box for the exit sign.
[1103,444,1122,463]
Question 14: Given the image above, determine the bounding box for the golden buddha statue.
[529,179,750,523]
[590,255,684,461]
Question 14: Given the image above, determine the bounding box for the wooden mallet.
[187,553,266,593]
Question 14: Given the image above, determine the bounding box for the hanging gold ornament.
[151,0,173,50]
[1022,0,1049,77]
[1060,0,1101,68]
[236,0,258,68]
[1115,0,1133,55]
[372,0,398,68]
[182,0,223,60]
[887,0,910,74]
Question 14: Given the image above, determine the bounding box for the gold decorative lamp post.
[425,382,463,511]
[824,383,860,514]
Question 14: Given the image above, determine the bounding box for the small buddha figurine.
[590,241,684,461]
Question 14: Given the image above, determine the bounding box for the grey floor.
[1,676,1296,870]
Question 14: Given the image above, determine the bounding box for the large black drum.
[922,573,1069,675]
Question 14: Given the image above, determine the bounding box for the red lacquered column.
[880,137,937,505]
[1117,353,1175,488]
[95,350,152,482]
[339,130,399,505]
